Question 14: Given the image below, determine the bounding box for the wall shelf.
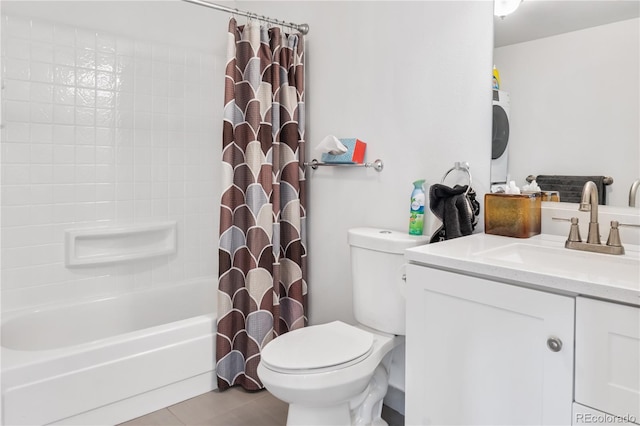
[65,221,177,267]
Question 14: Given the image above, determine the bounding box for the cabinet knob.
[547,336,563,352]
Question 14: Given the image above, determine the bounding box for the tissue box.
[321,138,366,164]
[484,192,541,238]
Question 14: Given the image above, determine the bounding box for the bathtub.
[1,278,217,426]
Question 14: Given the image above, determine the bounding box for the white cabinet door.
[405,265,574,426]
[573,403,639,426]
[575,297,640,420]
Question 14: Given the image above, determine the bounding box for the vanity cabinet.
[574,297,640,423]
[405,265,574,425]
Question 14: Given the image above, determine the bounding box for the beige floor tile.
[119,408,184,426]
[119,388,403,426]
[237,392,288,424]
[168,387,268,425]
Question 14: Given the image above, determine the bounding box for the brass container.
[540,191,560,202]
[484,192,541,238]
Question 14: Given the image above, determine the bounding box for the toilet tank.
[348,228,429,335]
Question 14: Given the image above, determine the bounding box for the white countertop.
[405,233,640,306]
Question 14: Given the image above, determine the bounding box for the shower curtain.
[216,18,307,391]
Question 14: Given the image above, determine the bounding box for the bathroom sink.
[473,243,640,288]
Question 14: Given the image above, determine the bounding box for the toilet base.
[285,362,391,426]
[287,403,352,426]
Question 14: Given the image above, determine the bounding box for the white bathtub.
[1,279,217,426]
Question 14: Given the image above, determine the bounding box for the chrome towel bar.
[304,159,384,172]
[526,175,613,185]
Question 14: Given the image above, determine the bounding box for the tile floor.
[120,387,405,426]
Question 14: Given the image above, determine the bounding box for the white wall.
[1,1,228,311]
[0,0,494,410]
[241,0,494,325]
[494,18,640,207]
[1,0,494,326]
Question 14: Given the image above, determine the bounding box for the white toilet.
[257,228,429,426]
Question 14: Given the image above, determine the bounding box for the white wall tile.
[95,164,115,183]
[28,83,52,104]
[52,164,75,183]
[96,71,115,90]
[52,105,74,124]
[95,201,115,220]
[4,80,30,101]
[1,206,31,228]
[31,41,54,63]
[4,57,31,80]
[95,108,114,127]
[96,90,115,108]
[76,68,96,88]
[75,106,95,126]
[54,45,76,67]
[96,33,116,54]
[30,102,53,123]
[95,183,115,201]
[5,37,29,60]
[75,145,95,163]
[53,184,75,203]
[52,124,74,144]
[30,204,53,225]
[4,122,30,142]
[31,144,54,162]
[75,164,95,182]
[31,20,54,42]
[6,101,30,122]
[30,62,53,83]
[30,164,53,183]
[2,164,30,184]
[76,29,96,51]
[54,86,76,105]
[2,14,221,311]
[75,126,95,145]
[5,16,31,39]
[2,142,31,163]
[54,65,76,86]
[95,127,114,146]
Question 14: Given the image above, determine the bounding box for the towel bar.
[442,162,472,195]
[304,159,384,172]
[526,175,613,185]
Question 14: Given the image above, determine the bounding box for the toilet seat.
[260,321,374,374]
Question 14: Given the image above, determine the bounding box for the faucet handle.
[606,221,623,248]
[567,217,582,243]
[618,222,640,228]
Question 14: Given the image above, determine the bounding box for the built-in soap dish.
[65,221,177,267]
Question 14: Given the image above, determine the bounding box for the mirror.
[493,1,640,207]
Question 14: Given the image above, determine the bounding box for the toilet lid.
[261,321,374,373]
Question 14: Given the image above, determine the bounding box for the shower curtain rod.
[180,0,310,35]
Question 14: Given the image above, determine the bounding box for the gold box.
[484,192,541,238]
[540,191,560,202]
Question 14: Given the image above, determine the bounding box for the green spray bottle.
[409,179,426,235]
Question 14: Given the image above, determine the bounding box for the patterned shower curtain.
[216,18,307,391]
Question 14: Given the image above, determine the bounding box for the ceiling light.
[494,0,523,18]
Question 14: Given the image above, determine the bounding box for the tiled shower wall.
[1,15,222,312]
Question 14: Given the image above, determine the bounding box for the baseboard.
[383,385,405,416]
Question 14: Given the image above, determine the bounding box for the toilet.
[257,228,429,425]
